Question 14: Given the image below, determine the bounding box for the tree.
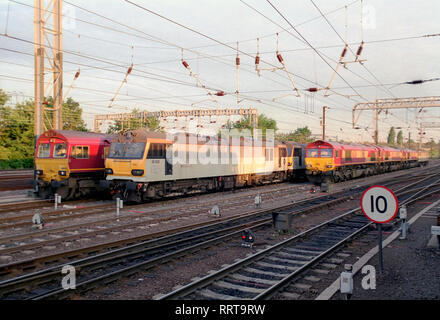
[396,130,403,146]
[220,114,277,137]
[387,126,396,145]
[0,90,87,161]
[423,138,439,158]
[0,89,9,106]
[0,99,35,160]
[42,96,87,131]
[62,97,88,131]
[277,126,313,143]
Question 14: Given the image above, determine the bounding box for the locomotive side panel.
[104,131,292,202]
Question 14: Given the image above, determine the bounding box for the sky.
[0,0,439,143]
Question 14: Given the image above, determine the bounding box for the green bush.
[0,158,34,169]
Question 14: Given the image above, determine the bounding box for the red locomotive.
[34,130,113,199]
[305,140,428,184]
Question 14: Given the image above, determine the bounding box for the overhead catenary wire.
[3,0,437,138]
[123,0,365,104]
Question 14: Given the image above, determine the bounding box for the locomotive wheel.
[56,186,73,201]
[38,187,51,199]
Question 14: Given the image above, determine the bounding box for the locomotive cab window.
[108,143,146,159]
[72,146,89,159]
[53,143,67,158]
[147,143,166,159]
[320,149,333,158]
[37,143,51,158]
[306,148,319,158]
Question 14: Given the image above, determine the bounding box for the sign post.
[361,185,399,274]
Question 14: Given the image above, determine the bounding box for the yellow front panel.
[106,159,145,177]
[305,158,334,172]
[35,158,70,182]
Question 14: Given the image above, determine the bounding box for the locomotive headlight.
[326,165,333,168]
[105,168,113,175]
[131,169,144,176]
[58,170,67,176]
[35,170,43,175]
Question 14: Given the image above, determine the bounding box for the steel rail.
[158,176,440,300]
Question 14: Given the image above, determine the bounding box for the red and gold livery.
[34,130,113,199]
[305,140,428,184]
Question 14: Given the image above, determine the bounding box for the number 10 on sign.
[361,186,398,224]
[361,185,399,274]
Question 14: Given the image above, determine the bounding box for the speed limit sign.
[361,185,398,224]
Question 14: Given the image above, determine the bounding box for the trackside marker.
[361,185,398,273]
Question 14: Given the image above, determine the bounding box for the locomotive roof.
[282,141,306,148]
[307,140,419,153]
[307,140,377,150]
[39,130,114,142]
[113,129,285,146]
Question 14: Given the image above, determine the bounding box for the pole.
[378,223,383,274]
[34,0,44,136]
[53,0,63,130]
[373,107,379,144]
[322,106,329,140]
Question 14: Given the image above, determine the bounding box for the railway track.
[158,177,440,300]
[0,182,303,226]
[0,168,434,272]
[0,165,435,231]
[0,171,33,191]
[0,184,315,254]
[0,170,438,299]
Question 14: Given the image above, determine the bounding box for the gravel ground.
[82,191,440,300]
[79,193,371,300]
[348,201,440,300]
[1,163,439,299]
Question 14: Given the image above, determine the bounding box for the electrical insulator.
[182,60,189,69]
[215,91,226,96]
[276,52,283,63]
[306,88,319,92]
[356,42,364,56]
[407,80,424,85]
[255,55,260,65]
[127,65,133,74]
[74,71,80,79]
[341,46,348,58]
[236,57,240,66]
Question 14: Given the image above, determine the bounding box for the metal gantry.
[93,107,258,132]
[352,96,440,144]
[34,0,63,136]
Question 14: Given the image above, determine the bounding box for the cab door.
[165,144,173,175]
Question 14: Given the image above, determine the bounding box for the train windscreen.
[108,143,146,159]
[320,149,333,158]
[37,143,51,158]
[53,143,67,158]
[306,148,319,158]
